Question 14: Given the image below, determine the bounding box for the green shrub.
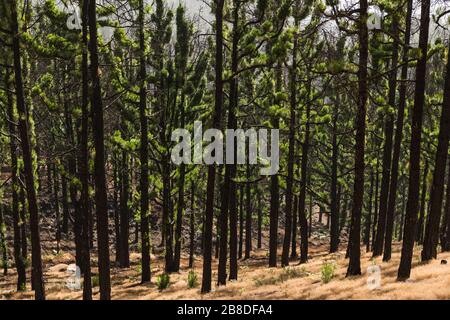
[187,270,198,288]
[253,276,278,287]
[92,274,100,287]
[321,262,336,284]
[253,266,308,287]
[279,266,308,282]
[156,273,170,290]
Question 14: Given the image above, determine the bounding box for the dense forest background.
[1,0,450,300]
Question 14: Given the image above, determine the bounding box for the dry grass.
[1,241,450,300]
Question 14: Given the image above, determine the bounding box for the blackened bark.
[346,0,368,276]
[269,62,281,267]
[119,151,130,267]
[398,0,430,281]
[138,0,151,283]
[371,159,380,250]
[80,0,92,299]
[113,162,121,263]
[61,175,69,234]
[330,108,339,253]
[201,0,224,293]
[6,72,26,289]
[364,170,374,252]
[0,206,7,275]
[421,38,450,262]
[384,0,413,260]
[245,165,252,260]
[442,160,450,251]
[52,165,61,253]
[19,183,27,260]
[258,192,263,249]
[229,169,239,279]
[417,161,429,244]
[381,16,400,262]
[10,0,45,299]
[238,184,244,259]
[189,183,195,268]
[298,102,310,264]
[88,0,111,299]
[282,29,298,265]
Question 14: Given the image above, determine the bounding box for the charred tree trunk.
[398,0,430,281]
[239,184,244,259]
[6,71,26,290]
[364,170,374,252]
[384,0,413,260]
[201,0,224,293]
[10,0,45,299]
[442,160,450,251]
[417,161,429,244]
[347,0,368,276]
[421,38,450,262]
[189,183,195,268]
[79,0,92,299]
[61,174,69,234]
[330,108,339,253]
[138,0,151,283]
[298,100,310,264]
[245,165,252,260]
[52,165,61,253]
[119,151,130,268]
[373,52,398,257]
[88,0,111,299]
[282,29,298,265]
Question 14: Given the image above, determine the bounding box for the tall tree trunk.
[417,160,429,244]
[269,60,281,267]
[10,0,45,299]
[52,165,61,253]
[281,28,298,265]
[364,170,374,252]
[63,81,83,270]
[201,0,224,293]
[239,184,244,259]
[291,193,298,258]
[218,1,239,283]
[113,161,121,263]
[189,183,195,268]
[258,192,263,250]
[330,107,339,253]
[0,206,7,275]
[6,71,26,290]
[61,174,69,234]
[138,0,151,283]
[88,0,111,299]
[346,0,368,276]
[298,98,310,264]
[119,151,130,267]
[421,39,450,262]
[371,159,380,250]
[19,183,27,260]
[398,0,430,281]
[80,0,92,299]
[381,16,400,262]
[373,30,398,257]
[10,1,45,300]
[442,160,450,251]
[228,170,239,279]
[245,165,252,260]
[384,0,413,260]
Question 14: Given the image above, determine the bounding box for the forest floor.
[1,214,450,300]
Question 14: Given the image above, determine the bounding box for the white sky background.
[45,0,450,44]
